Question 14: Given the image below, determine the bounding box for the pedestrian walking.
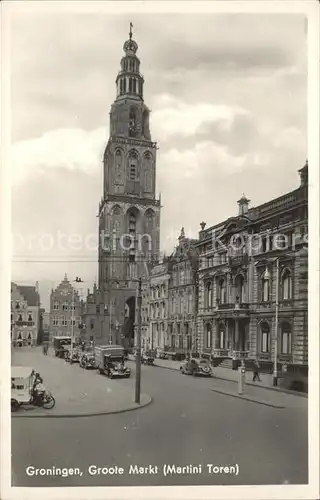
[252,360,261,382]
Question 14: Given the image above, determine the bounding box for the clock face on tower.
[129,117,137,137]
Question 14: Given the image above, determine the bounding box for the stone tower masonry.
[97,25,161,346]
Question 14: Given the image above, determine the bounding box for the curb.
[151,362,307,398]
[210,388,285,409]
[11,394,153,419]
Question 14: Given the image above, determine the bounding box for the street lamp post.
[135,277,142,404]
[109,297,112,345]
[273,257,280,386]
[264,259,280,387]
[70,277,83,361]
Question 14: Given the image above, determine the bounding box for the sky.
[9,9,307,309]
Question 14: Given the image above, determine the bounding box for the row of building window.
[204,269,293,307]
[203,321,292,354]
[150,284,167,299]
[170,335,193,350]
[172,268,193,287]
[53,302,77,311]
[11,313,33,321]
[200,231,297,261]
[169,291,195,314]
[15,331,34,340]
[52,317,81,326]
[167,323,191,335]
[150,302,167,319]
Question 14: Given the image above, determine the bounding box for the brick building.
[81,284,117,346]
[11,282,40,347]
[49,275,84,341]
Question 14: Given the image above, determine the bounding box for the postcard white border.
[1,1,319,500]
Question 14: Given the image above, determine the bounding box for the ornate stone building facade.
[139,230,199,356]
[97,27,160,347]
[11,282,40,347]
[166,229,199,356]
[144,260,172,351]
[196,162,308,370]
[49,275,83,341]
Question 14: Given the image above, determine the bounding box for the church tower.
[97,25,161,346]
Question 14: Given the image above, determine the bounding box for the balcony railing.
[212,348,229,357]
[15,321,35,326]
[216,302,249,311]
[278,354,293,363]
[231,350,250,359]
[228,255,249,267]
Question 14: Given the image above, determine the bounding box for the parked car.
[180,357,213,377]
[79,353,96,370]
[95,345,131,379]
[159,352,169,360]
[65,349,80,364]
[53,336,71,359]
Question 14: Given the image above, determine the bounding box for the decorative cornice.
[110,136,157,149]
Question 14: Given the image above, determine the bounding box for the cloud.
[11,128,106,185]
[8,10,307,309]
[152,95,248,142]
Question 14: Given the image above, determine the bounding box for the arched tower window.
[128,150,138,183]
[127,208,139,263]
[144,209,155,259]
[129,164,136,181]
[129,107,138,137]
[144,151,153,192]
[114,149,124,186]
[128,214,136,262]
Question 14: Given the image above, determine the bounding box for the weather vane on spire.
[129,22,133,39]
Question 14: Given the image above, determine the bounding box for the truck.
[94,344,131,379]
[53,336,71,359]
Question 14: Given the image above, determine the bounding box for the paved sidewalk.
[11,348,152,417]
[147,357,307,398]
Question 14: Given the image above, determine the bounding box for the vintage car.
[180,357,213,377]
[79,352,96,370]
[65,348,80,364]
[53,336,71,359]
[141,349,156,365]
[95,345,131,379]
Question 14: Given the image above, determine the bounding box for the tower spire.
[115,28,144,102]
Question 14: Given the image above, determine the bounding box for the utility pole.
[273,257,280,386]
[135,277,142,404]
[70,277,83,361]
